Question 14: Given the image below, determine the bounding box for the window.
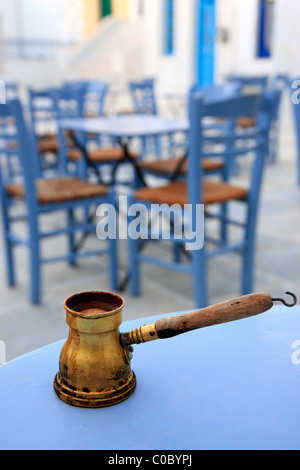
[257,0,275,58]
[163,0,174,55]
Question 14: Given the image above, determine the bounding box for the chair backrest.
[0,101,21,183]
[129,78,157,115]
[187,91,272,207]
[50,87,87,175]
[191,82,241,102]
[0,99,40,210]
[290,79,300,144]
[28,87,57,136]
[267,87,283,123]
[226,75,269,93]
[63,80,108,117]
[5,83,19,100]
[51,87,85,120]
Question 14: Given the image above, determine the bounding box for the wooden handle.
[124,293,273,345]
[155,292,273,339]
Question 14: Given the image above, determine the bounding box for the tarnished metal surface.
[54,291,136,408]
[54,290,297,408]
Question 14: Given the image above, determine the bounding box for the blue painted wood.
[128,91,274,307]
[128,79,161,158]
[50,87,85,176]
[196,0,216,86]
[129,79,157,116]
[59,115,188,138]
[28,87,58,176]
[290,80,300,184]
[4,82,19,100]
[0,305,299,450]
[226,75,269,92]
[0,100,118,304]
[163,0,174,55]
[63,80,108,117]
[257,0,274,58]
[226,75,284,163]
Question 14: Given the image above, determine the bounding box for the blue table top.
[1,305,300,450]
[59,114,188,138]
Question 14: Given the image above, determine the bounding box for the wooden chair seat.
[134,180,248,207]
[8,137,58,154]
[38,136,58,153]
[7,177,107,205]
[68,147,138,163]
[237,116,257,128]
[138,157,224,176]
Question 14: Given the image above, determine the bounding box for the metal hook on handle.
[272,291,297,307]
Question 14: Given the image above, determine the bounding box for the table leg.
[110,139,147,188]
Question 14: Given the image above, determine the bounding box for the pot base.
[53,371,136,408]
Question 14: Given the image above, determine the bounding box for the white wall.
[216,0,275,79]
[0,0,83,60]
[273,0,300,77]
[0,0,19,38]
[143,0,284,95]
[0,0,83,42]
[144,0,196,94]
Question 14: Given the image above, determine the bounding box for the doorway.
[100,0,112,18]
[196,0,216,86]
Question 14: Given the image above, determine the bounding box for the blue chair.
[0,108,22,184]
[192,82,241,101]
[127,91,272,308]
[291,78,300,184]
[51,87,137,184]
[64,80,108,118]
[226,76,269,130]
[5,83,19,100]
[28,87,59,175]
[226,75,269,92]
[267,84,284,164]
[129,78,158,115]
[0,99,118,304]
[226,76,284,163]
[128,78,161,158]
[136,82,241,183]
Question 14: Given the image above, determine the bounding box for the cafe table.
[59,114,189,185]
[0,305,300,450]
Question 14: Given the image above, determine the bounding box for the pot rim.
[64,291,125,319]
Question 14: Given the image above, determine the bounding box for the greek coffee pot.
[53,290,296,408]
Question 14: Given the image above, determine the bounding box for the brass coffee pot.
[53,290,296,408]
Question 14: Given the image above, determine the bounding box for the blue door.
[196,0,216,86]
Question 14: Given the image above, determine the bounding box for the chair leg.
[241,212,257,295]
[191,247,208,308]
[242,247,255,294]
[128,197,141,297]
[107,193,119,291]
[28,214,41,304]
[0,197,16,286]
[173,242,182,263]
[128,237,141,297]
[67,209,77,267]
[4,229,15,287]
[298,142,300,186]
[29,239,41,304]
[108,236,118,291]
[220,204,228,245]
